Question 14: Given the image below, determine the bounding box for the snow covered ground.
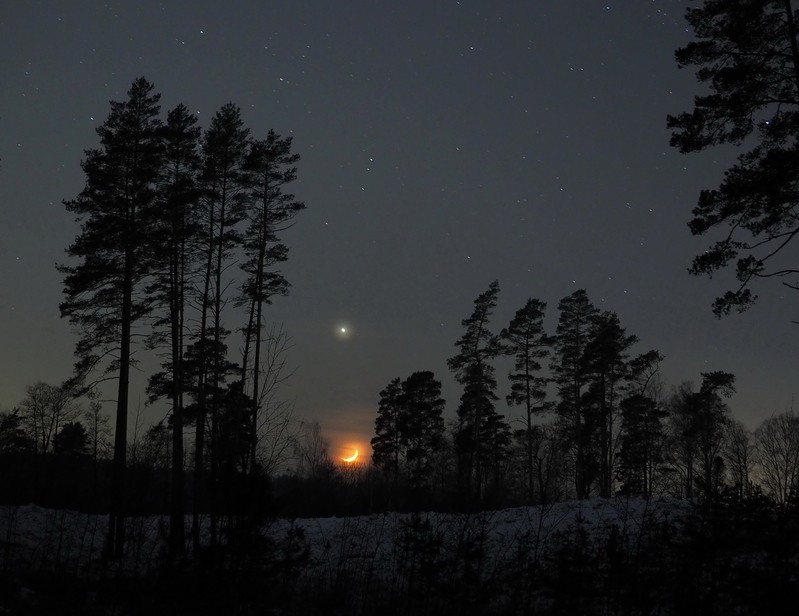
[0,496,689,582]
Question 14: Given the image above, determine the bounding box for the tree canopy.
[668,0,799,316]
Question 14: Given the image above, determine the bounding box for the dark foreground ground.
[2,495,798,615]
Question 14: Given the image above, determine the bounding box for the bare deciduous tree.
[252,324,297,477]
[755,410,799,505]
[724,419,755,502]
[20,381,81,457]
[293,420,335,480]
[529,423,564,505]
[83,389,112,464]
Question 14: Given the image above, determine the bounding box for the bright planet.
[335,323,352,340]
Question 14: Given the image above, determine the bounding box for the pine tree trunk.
[209,184,227,548]
[526,416,534,503]
[239,282,257,474]
[192,198,215,553]
[250,290,263,471]
[600,383,610,499]
[525,365,534,503]
[248,185,270,473]
[170,236,185,557]
[240,298,255,392]
[108,245,132,558]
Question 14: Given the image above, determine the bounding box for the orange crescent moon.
[341,449,359,463]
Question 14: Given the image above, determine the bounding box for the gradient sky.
[1,1,797,457]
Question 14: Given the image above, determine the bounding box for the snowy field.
[1,496,689,583]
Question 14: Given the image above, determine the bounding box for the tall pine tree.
[447,281,510,504]
[371,372,446,498]
[399,371,446,494]
[666,372,735,498]
[59,77,163,557]
[551,289,599,499]
[239,130,305,473]
[371,377,404,486]
[582,311,637,497]
[618,350,667,497]
[190,103,249,550]
[501,298,551,503]
[145,102,202,557]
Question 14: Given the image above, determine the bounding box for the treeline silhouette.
[3,282,799,520]
[369,282,799,515]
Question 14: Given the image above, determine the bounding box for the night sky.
[1,1,797,458]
